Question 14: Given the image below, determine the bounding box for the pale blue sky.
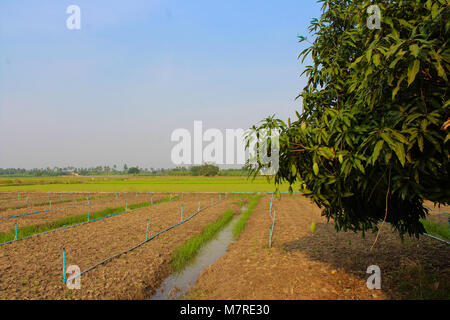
[0,0,321,169]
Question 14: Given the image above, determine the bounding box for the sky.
[0,0,321,169]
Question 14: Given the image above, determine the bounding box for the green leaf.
[291,164,297,176]
[310,222,317,234]
[385,152,392,164]
[393,75,406,99]
[372,140,384,164]
[380,132,395,148]
[373,54,381,67]
[313,162,319,176]
[366,49,372,63]
[409,44,420,58]
[430,50,448,81]
[418,135,424,152]
[354,159,365,173]
[433,61,447,81]
[393,143,406,166]
[342,192,354,198]
[407,59,420,86]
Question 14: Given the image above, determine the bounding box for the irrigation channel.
[150,206,246,300]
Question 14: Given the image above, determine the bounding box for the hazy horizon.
[0,1,320,169]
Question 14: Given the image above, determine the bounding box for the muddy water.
[150,208,245,300]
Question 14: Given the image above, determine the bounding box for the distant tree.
[128,167,140,175]
[191,166,201,176]
[191,164,219,176]
[203,164,219,176]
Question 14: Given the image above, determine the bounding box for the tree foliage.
[247,0,450,238]
[191,164,220,176]
[128,167,140,175]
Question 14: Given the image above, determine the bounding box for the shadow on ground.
[283,222,450,299]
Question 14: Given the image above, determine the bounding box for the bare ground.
[188,195,450,300]
[0,193,91,212]
[0,193,232,299]
[0,193,168,233]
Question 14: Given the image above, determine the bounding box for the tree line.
[0,164,246,177]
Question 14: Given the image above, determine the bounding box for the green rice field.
[0,176,294,193]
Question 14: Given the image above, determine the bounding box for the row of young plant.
[0,192,151,212]
[0,195,179,245]
[170,194,263,272]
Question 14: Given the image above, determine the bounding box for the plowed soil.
[188,195,450,300]
[0,193,155,218]
[0,193,168,233]
[0,193,236,299]
[0,192,104,212]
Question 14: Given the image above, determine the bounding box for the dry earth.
[189,195,449,300]
[0,193,168,233]
[0,193,234,299]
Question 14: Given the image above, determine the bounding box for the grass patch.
[0,176,297,193]
[171,209,236,272]
[128,195,177,211]
[394,260,450,299]
[421,219,450,241]
[0,196,176,244]
[232,195,263,239]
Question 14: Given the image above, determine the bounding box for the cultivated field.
[0,193,234,299]
[0,180,448,300]
[0,192,168,234]
[189,195,450,300]
[0,176,294,193]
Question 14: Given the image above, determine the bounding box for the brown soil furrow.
[0,194,168,233]
[188,195,450,300]
[0,193,155,219]
[0,194,232,299]
[0,193,98,212]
